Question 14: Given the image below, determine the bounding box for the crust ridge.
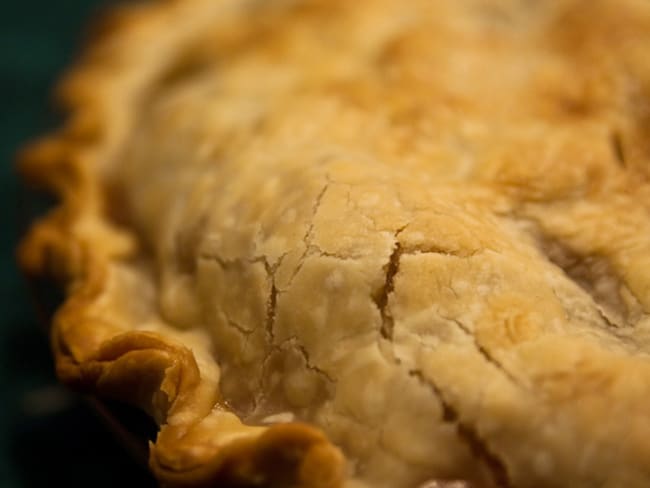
[17,1,344,486]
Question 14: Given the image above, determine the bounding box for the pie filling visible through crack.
[18,0,650,487]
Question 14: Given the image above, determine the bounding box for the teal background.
[1,1,154,486]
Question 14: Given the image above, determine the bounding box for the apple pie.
[19,0,650,486]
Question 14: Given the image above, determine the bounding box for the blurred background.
[1,1,155,485]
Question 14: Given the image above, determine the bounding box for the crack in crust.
[442,315,524,389]
[374,235,404,340]
[285,180,331,292]
[610,130,626,168]
[408,370,512,488]
[295,342,336,385]
[266,279,279,340]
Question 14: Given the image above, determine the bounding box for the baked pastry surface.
[19,0,650,486]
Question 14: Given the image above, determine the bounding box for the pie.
[18,0,650,486]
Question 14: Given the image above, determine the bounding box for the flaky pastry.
[19,0,650,486]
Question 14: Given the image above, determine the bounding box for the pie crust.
[18,0,650,487]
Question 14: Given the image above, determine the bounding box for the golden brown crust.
[18,1,344,486]
[19,0,650,487]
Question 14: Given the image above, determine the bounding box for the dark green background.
[1,1,155,485]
